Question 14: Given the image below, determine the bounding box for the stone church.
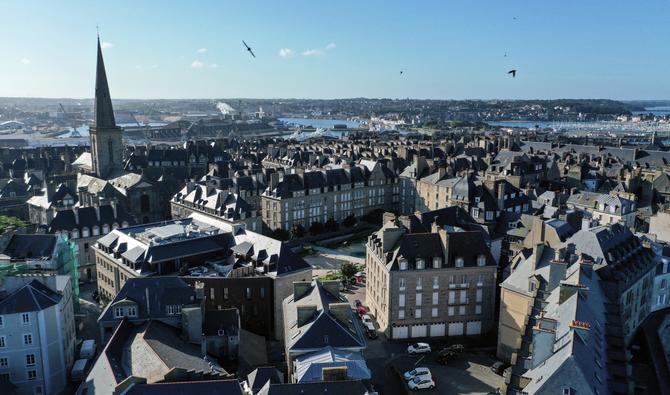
[75,38,164,223]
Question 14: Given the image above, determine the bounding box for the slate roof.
[294,346,371,382]
[0,279,62,314]
[246,367,283,394]
[257,380,370,395]
[284,281,366,353]
[94,37,117,128]
[98,277,195,324]
[125,380,244,395]
[48,204,135,233]
[3,234,57,260]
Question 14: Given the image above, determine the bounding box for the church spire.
[94,36,116,128]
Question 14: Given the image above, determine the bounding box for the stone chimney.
[297,305,317,326]
[321,280,340,298]
[293,281,312,300]
[328,302,351,325]
[110,199,118,219]
[497,181,506,211]
[73,206,80,224]
[532,243,545,271]
[269,172,280,191]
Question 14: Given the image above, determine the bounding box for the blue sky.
[1,0,669,100]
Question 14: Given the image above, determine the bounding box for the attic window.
[399,259,408,270]
[455,257,464,268]
[477,255,486,266]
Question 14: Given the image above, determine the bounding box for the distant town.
[1,38,670,395]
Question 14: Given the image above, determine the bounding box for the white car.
[408,374,435,390]
[407,342,431,354]
[403,367,431,381]
[361,314,373,324]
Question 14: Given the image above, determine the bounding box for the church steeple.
[90,34,123,178]
[94,36,116,128]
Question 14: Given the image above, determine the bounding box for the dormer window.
[399,258,408,270]
[455,257,464,268]
[102,224,110,234]
[433,257,442,269]
[93,226,100,236]
[71,229,79,239]
[477,255,486,266]
[416,258,425,270]
[82,227,90,238]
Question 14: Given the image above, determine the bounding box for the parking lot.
[341,280,503,395]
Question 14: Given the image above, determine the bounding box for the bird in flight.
[400,69,407,75]
[508,69,517,78]
[242,40,256,58]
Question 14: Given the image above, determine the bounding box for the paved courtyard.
[341,279,503,395]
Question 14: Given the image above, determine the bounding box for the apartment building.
[171,182,262,232]
[498,222,656,365]
[282,280,367,383]
[0,274,76,395]
[413,172,529,227]
[365,214,498,339]
[261,161,398,231]
[94,213,311,340]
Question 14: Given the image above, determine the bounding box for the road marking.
[415,355,425,365]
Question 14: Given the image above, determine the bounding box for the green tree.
[325,218,339,232]
[291,224,305,239]
[270,229,290,241]
[0,215,25,234]
[340,262,358,281]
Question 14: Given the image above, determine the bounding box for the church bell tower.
[90,36,123,178]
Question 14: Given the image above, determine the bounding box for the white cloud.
[191,60,204,68]
[278,48,294,58]
[101,42,114,49]
[19,58,31,64]
[302,49,324,57]
[136,64,158,70]
[326,42,336,50]
[196,47,208,53]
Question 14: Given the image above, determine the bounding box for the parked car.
[407,374,435,390]
[365,323,378,339]
[354,299,363,308]
[407,342,431,354]
[436,350,457,365]
[403,367,431,381]
[491,361,509,376]
[444,344,464,353]
[79,339,96,360]
[361,314,373,325]
[70,359,89,381]
[357,306,367,318]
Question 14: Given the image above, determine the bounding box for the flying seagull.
[242,40,256,58]
[508,69,517,78]
[400,69,407,75]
